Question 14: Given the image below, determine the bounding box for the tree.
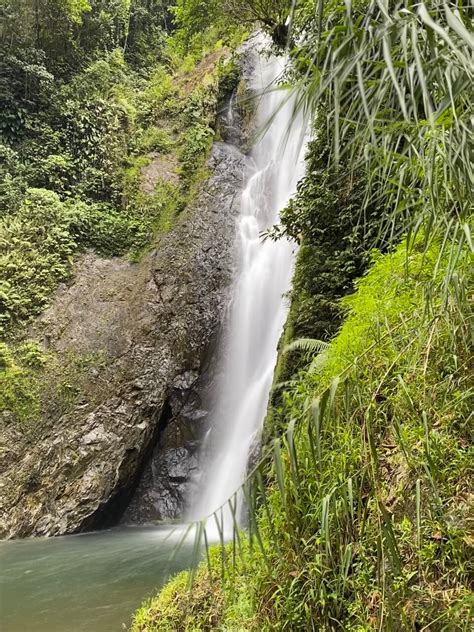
[223,0,295,45]
[1,0,91,58]
[171,0,296,47]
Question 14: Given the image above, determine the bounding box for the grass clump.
[131,545,228,632]
[248,236,473,631]
[132,570,224,631]
[131,539,262,631]
[0,189,76,333]
[135,127,173,154]
[0,342,40,425]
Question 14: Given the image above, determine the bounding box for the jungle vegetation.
[0,0,245,421]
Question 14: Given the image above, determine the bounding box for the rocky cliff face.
[0,35,264,538]
[0,140,248,538]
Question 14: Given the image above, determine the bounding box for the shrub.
[0,144,27,215]
[0,188,76,332]
[135,127,173,154]
[0,342,40,425]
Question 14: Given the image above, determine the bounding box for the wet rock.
[0,139,248,539]
[120,371,206,523]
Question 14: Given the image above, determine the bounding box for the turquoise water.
[0,525,194,632]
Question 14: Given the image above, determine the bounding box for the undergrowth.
[1,42,240,339]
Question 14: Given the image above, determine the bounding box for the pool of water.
[0,525,195,632]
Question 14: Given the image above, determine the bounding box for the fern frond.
[283,337,329,354]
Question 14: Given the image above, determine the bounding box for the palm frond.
[288,0,473,258]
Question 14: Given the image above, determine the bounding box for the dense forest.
[1,0,473,631]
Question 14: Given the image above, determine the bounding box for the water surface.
[0,525,194,632]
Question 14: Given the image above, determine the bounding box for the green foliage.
[131,541,260,631]
[249,236,472,630]
[125,0,170,68]
[135,64,177,124]
[0,339,112,428]
[0,189,76,331]
[290,0,473,254]
[66,199,150,256]
[51,95,129,202]
[1,2,243,341]
[0,340,46,426]
[1,0,91,64]
[0,0,169,78]
[178,88,216,183]
[0,342,40,425]
[170,0,232,55]
[65,48,130,100]
[0,182,183,334]
[171,0,222,41]
[177,54,241,184]
[135,127,173,154]
[318,243,430,381]
[171,0,293,50]
[131,556,225,631]
[223,0,293,45]
[0,144,28,214]
[267,122,385,398]
[16,341,48,368]
[122,155,152,200]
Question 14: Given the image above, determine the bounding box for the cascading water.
[189,50,308,525]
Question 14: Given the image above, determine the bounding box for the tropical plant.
[283,337,329,354]
[289,0,473,255]
[283,337,329,374]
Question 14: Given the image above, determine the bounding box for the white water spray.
[189,51,307,527]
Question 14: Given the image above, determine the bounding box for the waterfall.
[188,51,307,526]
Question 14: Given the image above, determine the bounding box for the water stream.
[189,54,307,525]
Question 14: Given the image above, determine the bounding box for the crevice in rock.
[118,371,209,525]
[81,400,174,531]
